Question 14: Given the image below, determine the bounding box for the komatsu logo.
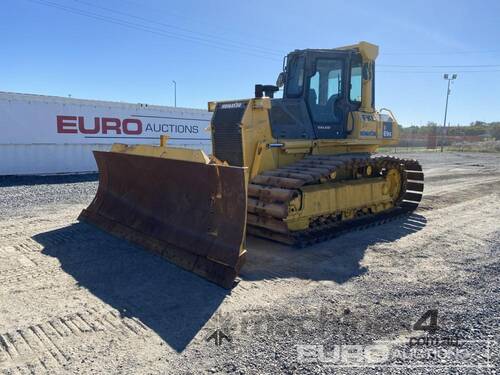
[219,102,243,109]
[57,115,142,135]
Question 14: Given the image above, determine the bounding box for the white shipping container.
[0,91,212,175]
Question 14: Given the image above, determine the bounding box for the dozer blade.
[79,151,247,288]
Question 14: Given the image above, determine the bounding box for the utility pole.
[441,74,457,152]
[172,80,177,107]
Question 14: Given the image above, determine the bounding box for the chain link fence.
[382,134,500,153]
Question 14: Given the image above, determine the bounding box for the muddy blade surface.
[79,151,247,288]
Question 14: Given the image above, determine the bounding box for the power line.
[377,69,500,74]
[383,50,500,56]
[118,0,291,50]
[19,0,500,69]
[379,64,500,68]
[71,0,285,57]
[25,0,283,62]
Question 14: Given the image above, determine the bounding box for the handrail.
[379,107,398,122]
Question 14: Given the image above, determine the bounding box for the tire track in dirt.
[419,176,500,210]
[0,224,128,291]
[0,308,149,374]
[0,203,90,247]
[0,221,98,248]
[0,251,140,292]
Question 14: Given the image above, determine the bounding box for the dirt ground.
[0,152,498,374]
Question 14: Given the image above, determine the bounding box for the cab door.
[304,53,351,139]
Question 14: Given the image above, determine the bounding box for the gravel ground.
[0,152,498,374]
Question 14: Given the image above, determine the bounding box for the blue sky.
[2,0,500,126]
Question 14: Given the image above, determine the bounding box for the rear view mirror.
[276,72,285,88]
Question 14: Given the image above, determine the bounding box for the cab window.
[350,56,362,102]
[286,55,305,97]
[307,59,343,124]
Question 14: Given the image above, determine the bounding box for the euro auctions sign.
[56,116,207,139]
[57,116,144,135]
[0,92,212,146]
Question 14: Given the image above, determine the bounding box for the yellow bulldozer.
[79,41,424,288]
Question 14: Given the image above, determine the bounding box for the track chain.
[247,154,424,246]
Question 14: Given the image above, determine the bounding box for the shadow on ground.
[33,213,426,352]
[33,223,228,353]
[241,213,427,284]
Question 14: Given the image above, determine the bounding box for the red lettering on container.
[56,115,78,133]
[122,119,142,135]
[101,118,122,134]
[77,116,100,134]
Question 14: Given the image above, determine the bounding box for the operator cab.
[259,42,377,140]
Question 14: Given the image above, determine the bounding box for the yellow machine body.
[79,42,423,288]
